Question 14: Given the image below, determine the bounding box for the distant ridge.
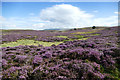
[44,28,61,30]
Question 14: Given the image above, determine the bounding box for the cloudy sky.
[1,2,118,30]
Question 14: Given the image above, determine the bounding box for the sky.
[2,0,120,2]
[1,2,118,30]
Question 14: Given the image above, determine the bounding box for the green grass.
[74,35,84,39]
[1,34,89,48]
[27,35,32,37]
[63,37,89,42]
[86,34,100,36]
[1,39,63,47]
[2,34,6,35]
[91,34,100,36]
[77,38,88,40]
[72,31,94,34]
[2,30,12,32]
[71,28,104,35]
[55,36,68,38]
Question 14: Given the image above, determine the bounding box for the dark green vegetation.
[1,27,120,80]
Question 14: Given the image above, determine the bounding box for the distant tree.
[74,28,77,30]
[92,26,96,29]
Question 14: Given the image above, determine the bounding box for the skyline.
[1,2,118,30]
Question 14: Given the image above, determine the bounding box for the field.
[1,27,120,79]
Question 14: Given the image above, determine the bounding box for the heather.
[1,27,120,80]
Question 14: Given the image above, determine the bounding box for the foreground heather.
[1,27,120,80]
